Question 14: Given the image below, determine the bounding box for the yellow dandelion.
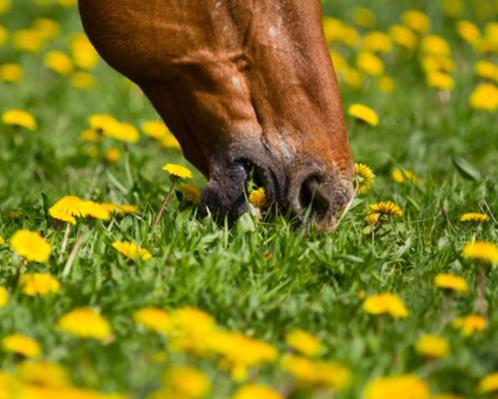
[434,273,468,293]
[475,60,498,83]
[12,29,46,52]
[368,201,403,219]
[0,63,22,83]
[2,334,41,358]
[49,196,111,224]
[479,372,498,394]
[420,35,451,56]
[367,213,381,226]
[142,121,168,139]
[163,163,192,180]
[421,56,456,74]
[361,31,392,54]
[2,109,37,131]
[70,71,96,90]
[452,315,487,336]
[389,24,418,50]
[159,133,181,149]
[348,104,379,127]
[104,148,121,163]
[401,10,431,33]
[80,129,101,143]
[426,71,454,91]
[0,286,8,308]
[102,203,140,215]
[232,384,283,399]
[391,169,417,184]
[285,329,321,357]
[208,331,278,381]
[354,163,375,194]
[134,307,172,334]
[362,293,408,318]
[19,273,61,296]
[462,241,498,264]
[342,66,364,90]
[16,361,70,388]
[353,7,376,29]
[163,366,211,399]
[281,354,352,389]
[112,241,152,261]
[459,212,489,223]
[469,83,498,111]
[32,18,60,40]
[248,187,267,208]
[415,334,450,359]
[105,122,140,143]
[70,33,99,70]
[44,50,73,75]
[357,51,384,76]
[364,374,430,399]
[0,0,10,14]
[88,113,120,134]
[10,230,51,263]
[58,308,112,341]
[457,20,481,45]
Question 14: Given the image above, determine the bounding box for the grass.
[0,0,497,397]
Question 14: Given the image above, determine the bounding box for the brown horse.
[78,0,354,228]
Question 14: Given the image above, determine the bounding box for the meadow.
[0,0,497,398]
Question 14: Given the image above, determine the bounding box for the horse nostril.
[298,175,330,221]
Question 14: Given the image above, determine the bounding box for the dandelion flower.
[362,293,408,318]
[0,63,23,83]
[88,114,119,133]
[364,374,430,399]
[368,201,403,217]
[354,163,375,194]
[459,212,489,223]
[361,31,392,53]
[357,51,384,76]
[285,329,321,357]
[105,122,140,143]
[16,361,70,388]
[142,121,169,139]
[12,29,46,52]
[348,104,379,127]
[474,60,498,83]
[434,273,468,293]
[443,0,463,17]
[248,187,267,209]
[0,286,8,308]
[401,10,431,33]
[426,71,454,91]
[2,334,41,358]
[452,315,487,336]
[70,71,96,90]
[2,109,37,131]
[353,7,376,29]
[44,50,73,75]
[391,169,417,184]
[462,241,498,264]
[49,196,110,224]
[232,384,283,399]
[112,241,152,261]
[58,308,112,341]
[456,20,481,45]
[163,163,192,180]
[469,83,498,111]
[10,230,51,263]
[169,307,216,355]
[0,0,10,14]
[70,33,99,70]
[281,354,351,389]
[32,18,60,40]
[479,372,498,394]
[179,183,202,205]
[420,35,451,56]
[104,148,121,163]
[208,331,278,381]
[378,76,395,93]
[389,24,418,50]
[415,334,450,359]
[421,56,456,74]
[19,273,61,296]
[134,307,172,334]
[163,366,211,398]
[159,134,181,149]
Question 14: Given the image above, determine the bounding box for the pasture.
[0,0,497,398]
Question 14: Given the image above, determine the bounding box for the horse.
[78,0,354,229]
